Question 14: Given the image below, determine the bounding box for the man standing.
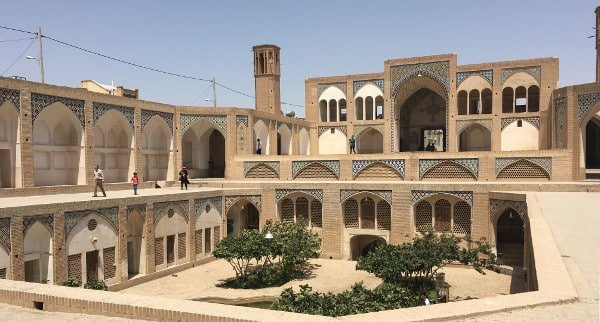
[256,138,262,155]
[93,165,107,197]
[349,135,356,154]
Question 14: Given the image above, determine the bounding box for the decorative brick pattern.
[204,228,211,253]
[194,230,203,255]
[31,93,85,125]
[376,200,391,230]
[490,199,528,221]
[434,199,451,233]
[420,159,478,179]
[411,190,473,206]
[360,198,375,229]
[296,197,309,223]
[456,70,493,87]
[0,268,6,279]
[317,83,347,98]
[194,197,222,216]
[501,117,540,130]
[415,201,433,233]
[244,161,280,176]
[310,200,323,228]
[554,97,567,148]
[153,200,189,223]
[317,125,347,137]
[340,189,393,205]
[236,115,248,127]
[352,159,405,179]
[225,195,261,213]
[1,217,12,251]
[67,254,81,282]
[391,61,450,93]
[103,247,116,279]
[93,102,134,126]
[275,189,323,202]
[0,87,20,111]
[126,204,146,219]
[177,233,186,259]
[577,92,600,125]
[501,66,541,85]
[280,199,294,223]
[213,226,220,250]
[343,199,359,228]
[23,214,53,235]
[292,160,340,178]
[496,159,551,179]
[236,115,248,152]
[154,237,164,266]
[455,119,492,134]
[453,201,471,235]
[64,208,118,238]
[180,114,227,137]
[353,124,384,137]
[353,79,384,94]
[141,109,173,132]
[495,157,552,178]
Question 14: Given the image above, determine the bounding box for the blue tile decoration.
[243,161,280,176]
[390,61,450,94]
[317,83,347,99]
[275,189,323,203]
[501,66,541,85]
[495,157,552,177]
[236,115,248,127]
[455,119,492,135]
[93,102,134,127]
[0,88,20,112]
[411,190,474,206]
[353,79,384,94]
[292,160,340,178]
[0,217,10,252]
[225,195,261,213]
[419,159,479,178]
[490,199,527,221]
[23,214,54,235]
[64,207,119,238]
[141,109,173,132]
[577,92,600,125]
[180,114,227,137]
[317,125,347,137]
[236,117,248,153]
[456,70,493,88]
[126,204,146,219]
[352,159,405,179]
[353,124,384,136]
[501,117,540,130]
[32,93,85,126]
[554,97,567,148]
[153,200,189,223]
[195,196,222,215]
[340,189,392,205]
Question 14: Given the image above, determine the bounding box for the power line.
[0,37,36,43]
[1,38,36,76]
[0,24,304,108]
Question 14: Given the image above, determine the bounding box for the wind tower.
[253,44,281,114]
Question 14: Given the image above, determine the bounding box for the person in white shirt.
[93,165,107,197]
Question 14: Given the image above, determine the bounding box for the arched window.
[453,201,471,235]
[434,199,451,233]
[469,89,480,114]
[296,197,309,224]
[515,86,527,113]
[481,89,492,114]
[376,200,391,230]
[528,85,539,112]
[344,199,359,228]
[458,90,468,115]
[281,199,294,223]
[415,201,432,233]
[355,97,364,120]
[339,99,347,122]
[319,100,327,122]
[329,99,338,122]
[365,97,374,120]
[375,96,384,119]
[360,197,375,229]
[502,88,514,113]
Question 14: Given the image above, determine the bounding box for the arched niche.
[318,128,346,155]
[0,101,19,188]
[95,109,133,183]
[356,128,383,154]
[195,200,222,258]
[495,208,524,266]
[127,210,146,276]
[226,200,260,238]
[277,124,292,155]
[253,119,269,155]
[182,119,225,178]
[501,121,539,151]
[142,116,173,181]
[24,221,53,283]
[298,128,310,155]
[459,123,491,151]
[155,206,188,268]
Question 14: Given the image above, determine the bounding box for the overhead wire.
[0,37,36,43]
[1,38,36,76]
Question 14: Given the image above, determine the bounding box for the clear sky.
[0,1,597,117]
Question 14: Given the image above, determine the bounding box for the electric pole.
[212,77,217,108]
[37,27,45,83]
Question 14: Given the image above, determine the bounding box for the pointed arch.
[0,100,19,187]
[142,115,172,181]
[298,128,310,155]
[277,123,292,155]
[354,162,404,180]
[355,127,383,154]
[459,123,491,151]
[497,159,550,179]
[421,161,477,180]
[294,162,338,179]
[253,119,269,155]
[182,119,225,178]
[24,221,53,283]
[127,210,146,276]
[245,163,279,178]
[95,109,134,183]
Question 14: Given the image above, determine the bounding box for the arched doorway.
[459,124,491,151]
[277,124,292,155]
[227,201,260,237]
[142,116,172,181]
[95,110,133,183]
[298,128,310,155]
[585,117,600,169]
[356,128,383,154]
[396,88,447,152]
[127,210,146,277]
[24,221,53,283]
[253,120,269,155]
[496,209,524,266]
[349,235,385,260]
[181,120,225,178]
[0,101,18,188]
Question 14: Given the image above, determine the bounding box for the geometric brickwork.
[490,199,528,221]
[67,254,81,282]
[64,208,119,239]
[275,189,323,203]
[501,66,541,85]
[244,161,280,178]
[577,92,600,125]
[293,161,339,179]
[224,195,261,213]
[411,190,474,206]
[103,247,116,279]
[343,199,359,229]
[340,190,393,205]
[194,196,222,216]
[434,199,451,233]
[0,217,10,252]
[178,233,186,259]
[415,201,433,233]
[31,93,85,126]
[23,214,54,235]
[317,83,347,98]
[93,102,134,126]
[126,204,146,219]
[194,230,203,255]
[495,157,551,179]
[154,237,164,266]
[310,200,323,228]
[141,109,173,132]
[554,97,567,148]
[236,115,248,153]
[352,159,405,179]
[180,114,227,137]
[501,117,540,130]
[452,201,471,235]
[0,87,20,112]
[153,200,189,223]
[456,70,493,88]
[390,61,451,93]
[353,79,384,94]
[317,125,347,137]
[419,159,478,179]
[455,119,493,134]
[376,200,391,230]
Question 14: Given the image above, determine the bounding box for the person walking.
[93,165,107,197]
[256,138,262,155]
[179,166,190,190]
[131,172,139,195]
[349,135,356,154]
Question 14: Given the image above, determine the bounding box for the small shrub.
[61,279,80,287]
[83,279,107,290]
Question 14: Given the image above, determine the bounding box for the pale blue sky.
[1,1,597,116]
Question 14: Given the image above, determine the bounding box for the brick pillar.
[188,198,195,262]
[117,205,128,282]
[471,192,490,241]
[133,107,144,181]
[9,216,24,281]
[173,112,182,177]
[53,211,67,284]
[491,68,502,152]
[18,91,33,187]
[405,156,419,181]
[321,186,342,259]
[84,100,96,185]
[291,125,299,155]
[268,120,277,155]
[224,115,236,179]
[391,190,412,245]
[260,190,277,227]
[145,202,155,274]
[309,127,318,155]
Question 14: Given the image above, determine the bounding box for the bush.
[83,279,107,290]
[61,279,80,287]
[213,220,321,289]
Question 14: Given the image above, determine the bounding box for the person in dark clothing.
[179,166,190,190]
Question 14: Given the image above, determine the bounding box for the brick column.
[260,189,277,227]
[188,198,195,262]
[18,91,33,187]
[53,211,67,284]
[84,100,96,185]
[321,186,342,259]
[224,115,236,179]
[391,190,412,245]
[173,112,182,178]
[268,120,277,155]
[309,127,318,155]
[145,202,155,274]
[491,68,502,152]
[133,107,144,181]
[471,192,490,241]
[9,215,24,281]
[117,205,128,282]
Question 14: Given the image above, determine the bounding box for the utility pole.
[212,77,217,108]
[37,27,45,83]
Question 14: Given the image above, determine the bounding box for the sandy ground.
[120,258,520,302]
[0,302,141,322]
